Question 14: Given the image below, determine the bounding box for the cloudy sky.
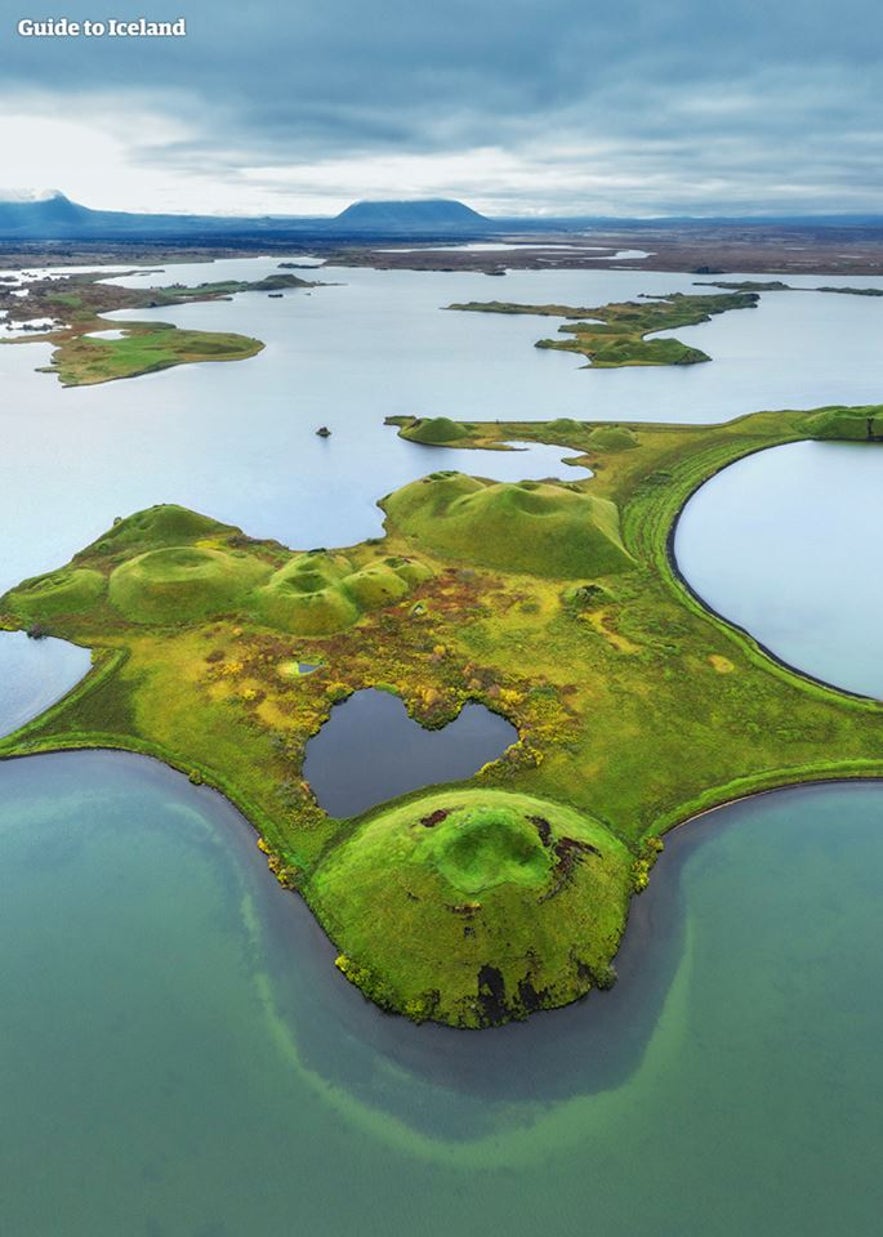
[0,0,880,217]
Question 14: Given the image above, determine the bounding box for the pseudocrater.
[306,787,633,1027]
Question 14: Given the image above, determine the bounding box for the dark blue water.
[302,687,517,817]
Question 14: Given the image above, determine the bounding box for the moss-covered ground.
[3,404,883,1024]
[446,289,760,366]
[2,269,317,385]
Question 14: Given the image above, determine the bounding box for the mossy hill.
[446,289,759,367]
[383,472,633,577]
[313,788,631,1025]
[399,416,476,444]
[3,405,883,1026]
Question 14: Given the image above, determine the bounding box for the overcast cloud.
[0,0,880,215]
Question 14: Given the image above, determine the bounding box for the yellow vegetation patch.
[256,697,297,731]
[709,654,736,674]
[584,609,641,654]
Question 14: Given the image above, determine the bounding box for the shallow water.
[2,261,883,1233]
[302,688,518,817]
[1,753,880,1236]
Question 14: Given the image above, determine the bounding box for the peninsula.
[1,268,319,385]
[1,402,881,1026]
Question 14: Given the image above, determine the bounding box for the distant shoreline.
[6,222,883,276]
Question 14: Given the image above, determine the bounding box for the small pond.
[303,687,518,817]
[0,631,92,738]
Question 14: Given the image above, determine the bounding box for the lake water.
[1,259,882,1233]
[4,260,883,597]
[0,631,92,737]
[1,753,880,1236]
[302,687,517,817]
[674,440,883,696]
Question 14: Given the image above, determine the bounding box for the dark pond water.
[302,687,518,817]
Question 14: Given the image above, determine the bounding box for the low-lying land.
[447,290,759,366]
[2,403,882,1026]
[1,269,316,385]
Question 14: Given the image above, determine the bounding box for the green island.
[2,402,882,1026]
[445,289,760,366]
[1,269,317,385]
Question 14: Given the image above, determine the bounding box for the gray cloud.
[2,0,881,213]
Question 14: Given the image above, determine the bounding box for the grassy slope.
[310,788,633,1025]
[3,406,883,1023]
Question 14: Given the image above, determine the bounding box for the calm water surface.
[4,261,883,593]
[0,632,91,737]
[2,262,883,1233]
[302,688,517,817]
[675,441,883,695]
[1,753,880,1236]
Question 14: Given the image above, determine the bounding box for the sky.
[0,0,880,217]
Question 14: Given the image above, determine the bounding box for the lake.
[674,440,883,697]
[1,258,882,1234]
[1,753,880,1236]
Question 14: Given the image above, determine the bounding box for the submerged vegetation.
[3,402,883,1025]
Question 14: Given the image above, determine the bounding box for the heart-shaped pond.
[303,688,518,818]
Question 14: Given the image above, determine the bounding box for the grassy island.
[2,268,318,385]
[446,289,760,366]
[3,403,883,1026]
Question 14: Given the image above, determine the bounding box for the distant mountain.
[0,191,496,244]
[2,190,883,247]
[0,190,100,236]
[327,199,494,235]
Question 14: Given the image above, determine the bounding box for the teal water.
[1,753,881,1235]
[3,263,883,1233]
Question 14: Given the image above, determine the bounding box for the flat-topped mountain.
[327,198,493,235]
[0,190,494,243]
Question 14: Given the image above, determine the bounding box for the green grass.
[5,405,883,1025]
[109,546,271,624]
[399,416,475,444]
[49,324,264,386]
[382,472,633,578]
[447,290,760,367]
[7,567,105,620]
[308,787,632,1025]
[253,550,433,634]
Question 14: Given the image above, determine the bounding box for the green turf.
[5,405,883,1026]
[586,425,640,451]
[446,290,759,367]
[6,567,106,620]
[343,564,412,608]
[109,546,271,625]
[382,472,633,578]
[308,787,633,1026]
[399,416,474,444]
[804,406,883,440]
[50,325,264,386]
